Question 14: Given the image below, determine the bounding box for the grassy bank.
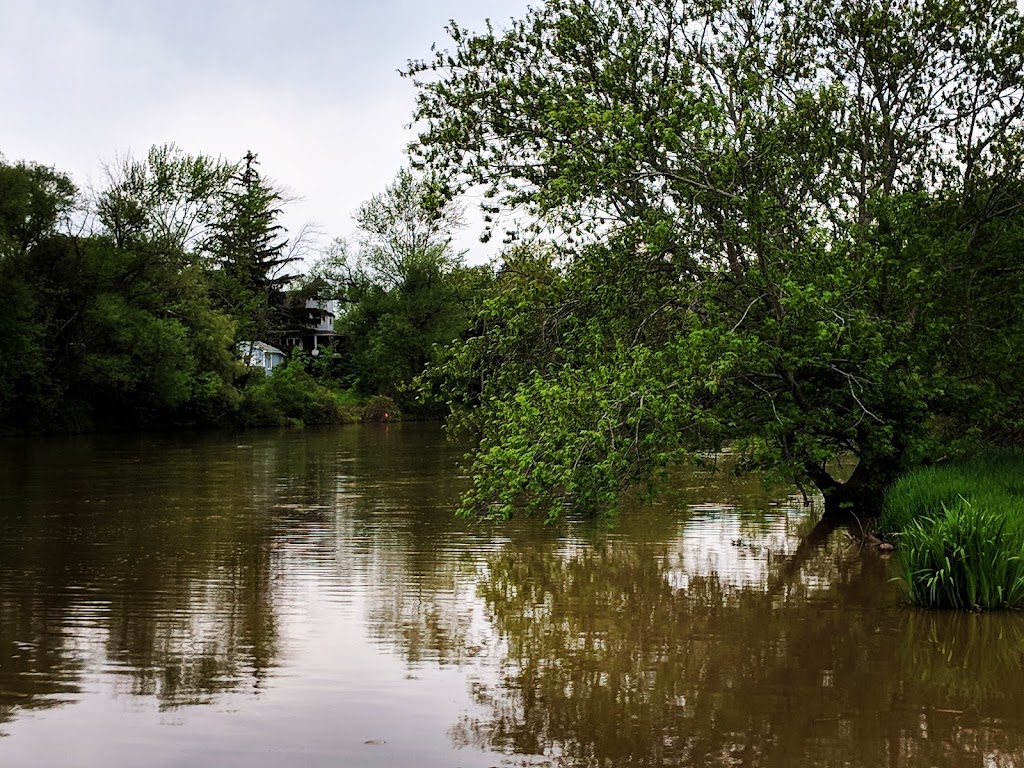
[880,454,1024,610]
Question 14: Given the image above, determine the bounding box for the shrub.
[237,381,285,427]
[897,497,1024,610]
[237,357,356,427]
[362,395,400,423]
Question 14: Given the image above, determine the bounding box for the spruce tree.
[210,151,296,344]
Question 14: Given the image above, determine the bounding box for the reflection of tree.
[333,442,1024,768]
[0,422,476,729]
[0,584,85,730]
[101,533,279,707]
[4,425,1024,768]
[451,538,1024,768]
[329,425,496,668]
[0,432,283,726]
[901,611,1024,711]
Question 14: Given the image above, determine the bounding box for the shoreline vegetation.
[0,152,477,438]
[0,371,404,437]
[880,454,1024,610]
[235,359,403,429]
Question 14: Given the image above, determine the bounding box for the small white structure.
[237,341,287,376]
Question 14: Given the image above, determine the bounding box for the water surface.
[1,425,1022,767]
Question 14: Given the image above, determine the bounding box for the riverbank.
[236,360,401,428]
[0,355,406,436]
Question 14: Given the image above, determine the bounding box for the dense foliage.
[0,150,477,432]
[408,0,1024,517]
[303,169,493,416]
[0,148,242,430]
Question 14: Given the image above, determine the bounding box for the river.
[1,424,1022,767]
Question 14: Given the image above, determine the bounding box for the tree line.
[0,145,483,432]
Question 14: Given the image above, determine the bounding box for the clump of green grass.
[880,452,1024,536]
[898,497,1024,610]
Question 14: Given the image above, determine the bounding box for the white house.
[282,299,339,354]
[237,341,287,375]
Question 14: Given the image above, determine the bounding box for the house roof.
[239,341,286,356]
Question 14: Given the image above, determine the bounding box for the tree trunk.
[805,458,900,519]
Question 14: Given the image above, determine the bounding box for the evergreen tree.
[210,151,297,344]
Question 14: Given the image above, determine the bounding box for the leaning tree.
[407,0,1024,517]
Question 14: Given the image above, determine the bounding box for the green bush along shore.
[881,455,1024,610]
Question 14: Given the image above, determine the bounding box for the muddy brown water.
[1,424,1022,767]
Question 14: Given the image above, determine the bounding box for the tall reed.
[897,498,1024,610]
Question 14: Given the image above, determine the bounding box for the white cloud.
[0,0,531,265]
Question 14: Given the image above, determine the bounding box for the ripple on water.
[0,426,1023,768]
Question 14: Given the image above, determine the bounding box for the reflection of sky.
[665,505,802,591]
[5,428,1022,768]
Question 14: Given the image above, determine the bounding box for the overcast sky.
[0,0,532,264]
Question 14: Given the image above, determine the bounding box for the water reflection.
[0,424,486,742]
[1,427,1023,768]
[446,526,1024,768]
[0,433,286,728]
[902,611,1024,710]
